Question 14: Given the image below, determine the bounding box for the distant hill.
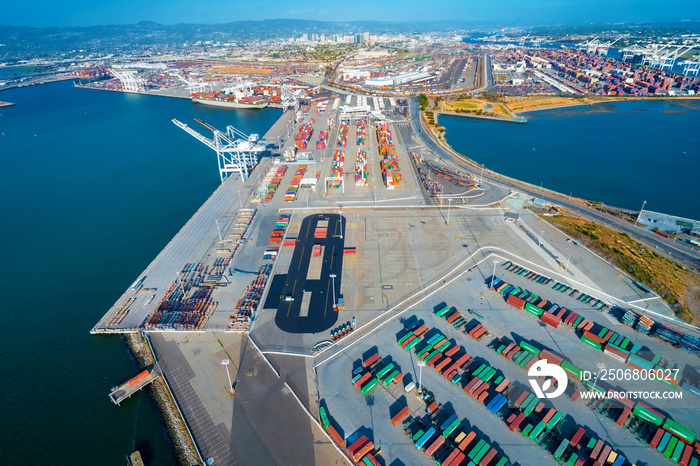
[1,19,698,62]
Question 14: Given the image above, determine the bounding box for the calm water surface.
[442,99,700,220]
[0,80,280,465]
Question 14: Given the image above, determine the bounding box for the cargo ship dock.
[93,93,700,466]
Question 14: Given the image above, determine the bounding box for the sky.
[2,0,697,28]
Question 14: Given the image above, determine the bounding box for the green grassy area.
[449,101,478,110]
[549,214,699,322]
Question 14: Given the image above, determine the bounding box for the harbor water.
[0,80,281,465]
[441,99,700,220]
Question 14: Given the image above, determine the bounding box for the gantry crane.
[172,119,267,182]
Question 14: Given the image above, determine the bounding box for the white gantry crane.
[175,74,213,94]
[281,84,300,111]
[172,119,267,182]
[109,68,145,93]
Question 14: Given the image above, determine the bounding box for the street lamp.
[215,219,223,243]
[490,260,499,288]
[447,198,453,225]
[538,230,544,247]
[417,359,426,390]
[634,200,647,226]
[329,273,337,309]
[221,359,232,392]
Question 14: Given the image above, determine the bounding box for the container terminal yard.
[92,87,700,466]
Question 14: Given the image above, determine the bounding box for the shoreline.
[124,332,201,466]
[514,95,700,115]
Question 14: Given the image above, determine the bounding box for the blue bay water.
[0,80,281,465]
[441,99,700,220]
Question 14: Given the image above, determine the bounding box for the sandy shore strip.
[512,95,700,114]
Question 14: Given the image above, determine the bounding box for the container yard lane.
[274,213,345,333]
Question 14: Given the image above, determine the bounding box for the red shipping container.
[477,390,489,402]
[413,324,428,336]
[617,408,631,426]
[679,444,693,466]
[479,448,497,466]
[509,413,526,432]
[444,345,460,357]
[650,427,665,448]
[501,343,515,355]
[425,435,445,456]
[447,312,461,323]
[506,294,526,310]
[506,413,517,425]
[570,426,585,447]
[427,353,442,367]
[583,331,605,345]
[473,382,489,398]
[540,311,560,328]
[454,354,471,367]
[473,327,488,339]
[435,357,452,372]
[539,349,563,366]
[363,453,381,466]
[352,440,375,462]
[458,431,476,451]
[542,408,556,425]
[354,372,371,388]
[327,424,345,447]
[347,436,370,457]
[590,439,603,460]
[391,406,410,425]
[514,391,528,408]
[495,378,509,393]
[427,401,438,413]
[363,353,379,368]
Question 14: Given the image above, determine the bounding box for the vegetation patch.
[549,213,699,322]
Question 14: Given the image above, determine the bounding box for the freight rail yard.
[94,89,700,466]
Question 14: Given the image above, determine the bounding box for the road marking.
[330,245,335,269]
[324,279,330,317]
[298,245,305,269]
[286,280,298,317]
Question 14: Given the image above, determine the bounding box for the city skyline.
[3,0,699,28]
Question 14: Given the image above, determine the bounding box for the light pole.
[221,359,232,392]
[538,230,544,247]
[634,200,647,226]
[447,198,453,225]
[215,219,223,243]
[490,260,499,288]
[329,273,337,309]
[417,359,426,390]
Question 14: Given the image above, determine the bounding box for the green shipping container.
[663,418,697,444]
[398,332,413,345]
[320,407,330,429]
[383,370,400,386]
[519,341,539,354]
[436,306,451,317]
[436,341,451,352]
[529,421,546,441]
[573,316,583,328]
[376,363,394,379]
[474,443,491,463]
[522,424,533,436]
[548,412,563,429]
[473,364,487,377]
[443,418,461,438]
[482,367,497,382]
[633,405,664,426]
[553,438,569,459]
[672,439,685,462]
[495,458,509,466]
[361,377,378,395]
[405,338,420,351]
[561,360,583,379]
[581,336,602,350]
[567,453,579,466]
[664,436,678,458]
[468,439,486,460]
[524,302,544,317]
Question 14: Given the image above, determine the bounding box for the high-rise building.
[355,33,363,44]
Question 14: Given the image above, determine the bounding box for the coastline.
[514,95,700,115]
[124,332,201,466]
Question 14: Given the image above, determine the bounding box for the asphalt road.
[409,98,700,271]
[274,213,345,333]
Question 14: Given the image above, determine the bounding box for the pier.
[109,366,161,405]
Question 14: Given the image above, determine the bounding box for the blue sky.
[2,0,697,28]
